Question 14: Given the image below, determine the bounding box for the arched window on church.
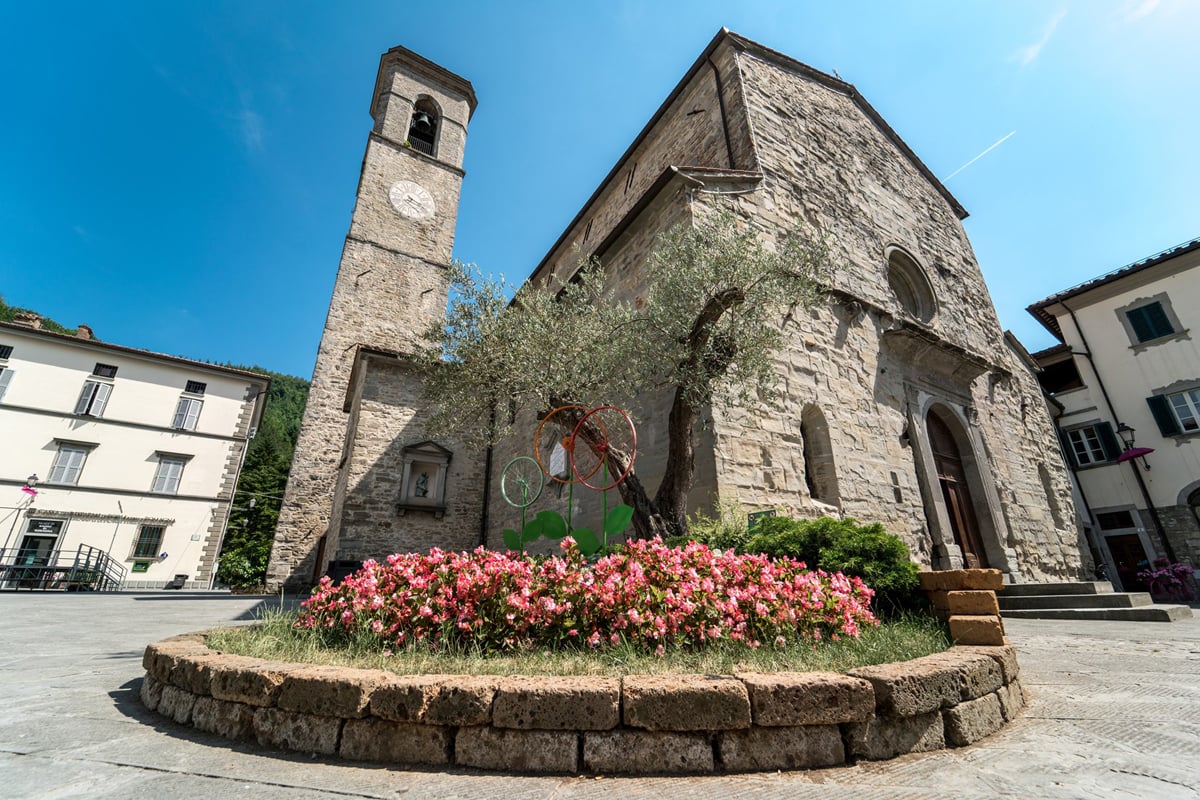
[801,404,840,506]
[886,246,937,324]
[407,97,440,157]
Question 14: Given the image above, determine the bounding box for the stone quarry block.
[947,590,1000,616]
[158,685,197,725]
[369,674,448,722]
[143,641,206,686]
[455,726,578,773]
[139,674,163,712]
[170,654,219,696]
[340,717,451,765]
[492,676,619,730]
[720,725,844,771]
[253,707,341,755]
[210,659,290,707]
[623,675,750,731]
[422,677,498,726]
[584,730,714,774]
[276,665,384,718]
[948,615,1006,646]
[944,692,1005,746]
[924,651,1003,701]
[997,678,1026,721]
[845,710,945,760]
[737,671,874,726]
[918,570,1003,592]
[848,654,962,716]
[191,696,255,740]
[954,645,1021,684]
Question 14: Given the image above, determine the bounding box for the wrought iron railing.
[0,543,127,591]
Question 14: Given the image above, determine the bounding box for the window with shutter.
[1064,423,1120,466]
[48,445,89,484]
[1124,301,1175,343]
[0,367,12,402]
[131,525,165,559]
[151,458,185,494]
[74,380,111,416]
[171,396,202,430]
[1167,389,1200,433]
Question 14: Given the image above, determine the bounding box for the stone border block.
[944,692,1004,746]
[276,665,384,718]
[455,726,578,773]
[210,659,290,707]
[925,651,1004,700]
[918,569,1003,591]
[158,685,197,725]
[844,710,945,760]
[253,707,341,755]
[140,675,163,713]
[720,725,844,771]
[955,645,1020,684]
[423,677,498,726]
[738,671,874,726]
[369,674,448,722]
[948,615,1006,646]
[947,590,999,616]
[492,676,619,730]
[191,695,255,740]
[584,730,714,774]
[623,675,750,731]
[848,654,961,716]
[341,717,451,765]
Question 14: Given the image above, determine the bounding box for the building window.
[74,380,111,416]
[131,525,165,559]
[184,380,207,395]
[151,457,186,494]
[0,344,12,359]
[1125,302,1174,343]
[92,363,118,378]
[1148,387,1200,436]
[1062,422,1121,467]
[1037,357,1084,394]
[48,444,90,485]
[0,366,12,402]
[407,97,440,156]
[800,404,840,505]
[171,396,203,430]
[885,246,937,324]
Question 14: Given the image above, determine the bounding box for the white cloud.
[1118,0,1160,24]
[1013,9,1068,67]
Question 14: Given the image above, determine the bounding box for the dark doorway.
[1104,533,1151,593]
[927,411,989,568]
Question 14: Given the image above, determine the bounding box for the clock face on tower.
[388,180,437,220]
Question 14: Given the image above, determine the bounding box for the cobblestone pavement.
[1,593,1197,799]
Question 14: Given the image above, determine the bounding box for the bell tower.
[267,46,476,590]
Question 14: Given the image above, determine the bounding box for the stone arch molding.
[884,244,938,324]
[1177,480,1200,507]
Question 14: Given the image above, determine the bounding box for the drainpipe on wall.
[1063,304,1176,563]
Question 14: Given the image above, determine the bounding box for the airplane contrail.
[943,130,1017,181]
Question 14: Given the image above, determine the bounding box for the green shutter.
[1096,422,1122,461]
[1127,307,1153,342]
[1057,429,1079,468]
[1147,395,1182,436]
[1146,302,1173,338]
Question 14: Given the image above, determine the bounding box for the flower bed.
[297,538,877,654]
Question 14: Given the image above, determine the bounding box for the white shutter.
[74,383,94,414]
[64,448,86,483]
[51,447,87,484]
[0,368,12,402]
[90,382,110,416]
[184,398,201,431]
[153,459,184,493]
[172,397,188,428]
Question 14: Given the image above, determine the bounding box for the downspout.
[707,58,735,169]
[479,405,495,548]
[1063,304,1176,562]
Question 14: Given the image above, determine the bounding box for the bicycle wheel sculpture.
[533,405,604,484]
[500,456,544,508]
[569,405,637,492]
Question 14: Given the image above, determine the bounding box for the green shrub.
[746,516,922,616]
[669,499,756,552]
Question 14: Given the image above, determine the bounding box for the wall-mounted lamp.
[20,474,38,497]
[1115,423,1154,471]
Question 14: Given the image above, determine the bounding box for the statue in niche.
[414,471,430,497]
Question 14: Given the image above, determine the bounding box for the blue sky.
[2,1,1197,378]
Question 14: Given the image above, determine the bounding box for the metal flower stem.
[567,471,574,533]
[601,460,609,549]
[519,483,528,555]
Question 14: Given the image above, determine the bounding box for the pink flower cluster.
[296,538,877,654]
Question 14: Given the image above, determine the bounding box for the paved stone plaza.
[0,593,1196,799]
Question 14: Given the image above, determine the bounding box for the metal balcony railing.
[0,543,127,591]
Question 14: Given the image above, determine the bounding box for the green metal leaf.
[501,529,522,551]
[572,528,601,556]
[535,510,569,540]
[603,504,635,538]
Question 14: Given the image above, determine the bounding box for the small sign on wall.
[132,561,150,573]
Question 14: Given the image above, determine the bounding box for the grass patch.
[207,608,950,677]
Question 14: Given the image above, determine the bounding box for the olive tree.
[419,210,837,538]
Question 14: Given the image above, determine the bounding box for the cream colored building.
[1029,237,1200,590]
[0,316,268,589]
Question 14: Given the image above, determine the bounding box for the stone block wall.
[140,630,1025,775]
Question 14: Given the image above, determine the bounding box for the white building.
[0,314,268,589]
[1028,237,1200,591]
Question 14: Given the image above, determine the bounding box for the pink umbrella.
[1116,447,1155,464]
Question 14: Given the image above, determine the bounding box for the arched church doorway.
[926,408,989,568]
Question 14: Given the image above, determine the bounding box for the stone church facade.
[267,31,1087,591]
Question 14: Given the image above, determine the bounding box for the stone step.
[1000,581,1115,596]
[998,592,1154,611]
[1000,604,1193,623]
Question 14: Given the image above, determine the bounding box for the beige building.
[1029,237,1200,590]
[0,316,268,589]
[268,31,1087,591]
